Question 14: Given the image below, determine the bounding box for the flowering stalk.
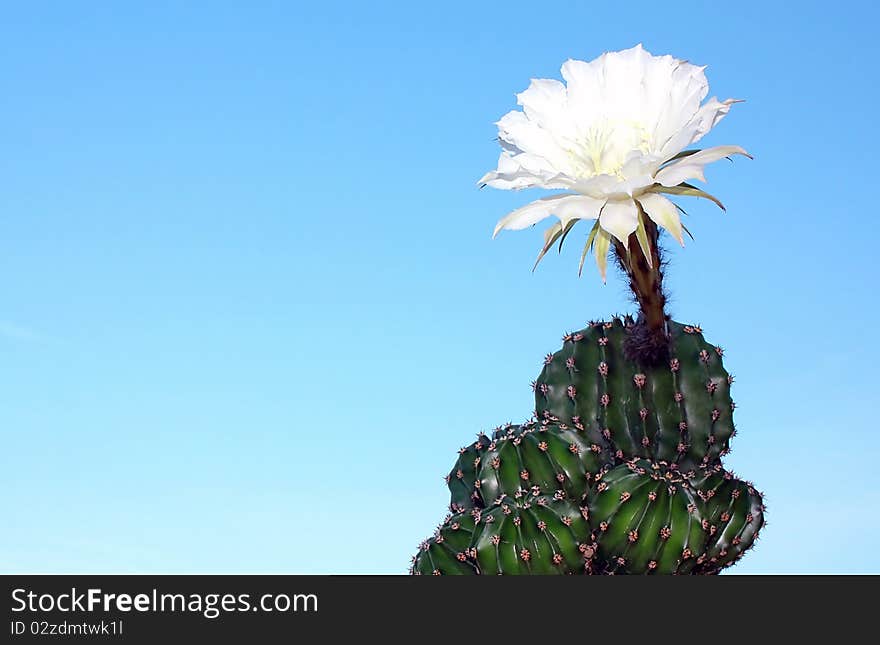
[611,219,669,363]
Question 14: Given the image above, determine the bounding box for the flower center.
[568,118,653,179]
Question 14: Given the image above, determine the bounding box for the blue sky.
[1,1,878,573]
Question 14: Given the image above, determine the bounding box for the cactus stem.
[611,217,670,365]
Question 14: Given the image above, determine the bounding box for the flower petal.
[516,78,569,131]
[655,145,751,187]
[658,98,741,158]
[495,110,573,175]
[493,193,604,238]
[598,44,653,116]
[479,152,572,190]
[646,58,708,149]
[552,194,604,225]
[560,57,604,128]
[687,97,743,145]
[570,174,622,199]
[638,193,684,246]
[598,199,638,244]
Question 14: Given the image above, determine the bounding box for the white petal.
[560,57,603,124]
[493,194,603,237]
[687,97,742,144]
[638,193,684,245]
[620,151,663,180]
[650,66,709,150]
[478,156,545,190]
[553,194,604,225]
[616,173,657,198]
[599,45,652,111]
[571,174,623,199]
[495,110,572,175]
[655,145,751,187]
[479,152,573,190]
[516,78,568,130]
[644,58,706,143]
[659,97,740,158]
[568,162,658,200]
[598,199,638,244]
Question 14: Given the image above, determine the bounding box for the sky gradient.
[2,1,878,573]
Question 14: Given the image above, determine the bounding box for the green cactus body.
[477,421,612,506]
[690,466,766,573]
[446,421,614,513]
[446,432,493,512]
[411,510,480,575]
[588,458,765,574]
[417,322,765,575]
[411,494,594,575]
[589,458,706,574]
[535,319,735,471]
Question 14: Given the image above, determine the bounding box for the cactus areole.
[412,45,764,575]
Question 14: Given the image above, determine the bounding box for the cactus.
[587,458,764,574]
[588,459,707,574]
[446,421,614,513]
[413,47,766,574]
[534,318,735,472]
[689,466,767,574]
[411,494,594,575]
[415,318,766,576]
[410,508,480,575]
[446,432,493,512]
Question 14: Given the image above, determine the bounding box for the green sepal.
[578,219,602,277]
[650,182,726,211]
[634,204,653,268]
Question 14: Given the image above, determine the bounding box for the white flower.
[479,44,750,280]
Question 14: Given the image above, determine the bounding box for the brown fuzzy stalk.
[611,216,670,365]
